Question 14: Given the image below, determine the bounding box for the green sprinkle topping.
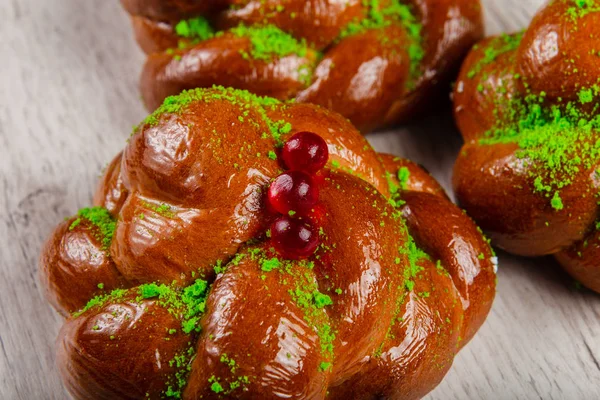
[400,230,428,291]
[209,354,250,394]
[230,24,309,62]
[142,201,175,218]
[261,257,281,272]
[566,0,600,22]
[73,288,128,317]
[551,191,564,211]
[339,0,424,81]
[319,361,332,371]
[210,381,224,394]
[313,292,333,308]
[480,91,600,209]
[138,86,293,145]
[248,254,336,366]
[169,19,313,82]
[69,207,116,250]
[142,86,279,127]
[139,283,162,299]
[175,17,214,41]
[136,279,209,334]
[579,88,594,104]
[213,259,226,275]
[397,166,410,190]
[385,166,413,207]
[467,32,524,79]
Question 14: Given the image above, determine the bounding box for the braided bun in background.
[452,0,600,292]
[121,0,483,132]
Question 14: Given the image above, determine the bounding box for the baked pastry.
[40,87,496,399]
[452,0,600,292]
[120,0,483,132]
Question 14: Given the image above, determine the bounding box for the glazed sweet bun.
[40,87,496,399]
[120,0,484,132]
[452,0,600,292]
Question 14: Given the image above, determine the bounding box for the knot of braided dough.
[121,0,483,132]
[40,87,495,399]
[453,0,600,292]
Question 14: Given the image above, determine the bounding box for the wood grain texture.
[0,0,598,399]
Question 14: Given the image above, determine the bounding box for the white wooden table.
[1,0,599,399]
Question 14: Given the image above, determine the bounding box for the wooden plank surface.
[1,0,599,399]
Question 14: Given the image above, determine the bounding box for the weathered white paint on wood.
[0,0,598,399]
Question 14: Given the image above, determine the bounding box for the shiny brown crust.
[40,88,496,399]
[452,0,600,292]
[121,0,483,132]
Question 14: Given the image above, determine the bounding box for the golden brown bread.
[120,0,483,132]
[41,87,496,399]
[452,0,600,293]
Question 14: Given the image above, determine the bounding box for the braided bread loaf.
[120,0,483,132]
[40,87,496,399]
[453,0,600,292]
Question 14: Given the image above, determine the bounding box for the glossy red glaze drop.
[270,216,319,260]
[268,171,319,215]
[282,132,329,173]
